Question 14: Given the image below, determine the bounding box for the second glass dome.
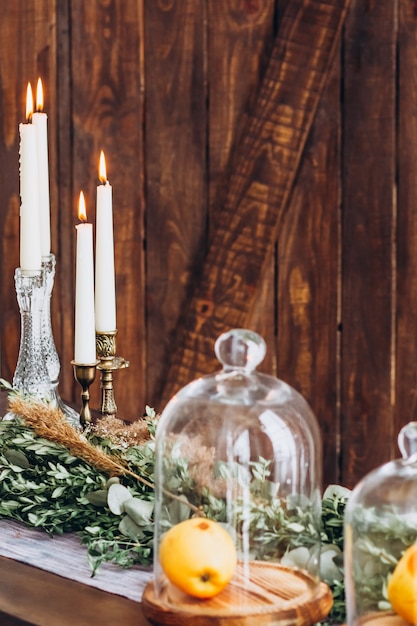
[345,421,417,625]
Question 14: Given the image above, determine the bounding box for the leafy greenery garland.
[0,409,157,569]
[0,392,350,625]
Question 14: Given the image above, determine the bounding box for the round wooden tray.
[142,560,333,625]
[357,611,410,625]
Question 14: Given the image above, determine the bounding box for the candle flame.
[78,191,87,222]
[99,151,107,183]
[36,77,44,112]
[26,83,33,121]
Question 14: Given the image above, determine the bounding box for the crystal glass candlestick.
[12,268,52,399]
[41,254,79,427]
[41,254,60,383]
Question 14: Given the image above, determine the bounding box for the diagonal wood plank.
[161,0,351,406]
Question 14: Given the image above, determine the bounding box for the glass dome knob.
[398,421,417,459]
[214,328,266,372]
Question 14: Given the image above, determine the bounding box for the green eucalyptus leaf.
[27,512,42,525]
[281,546,311,570]
[51,485,67,499]
[84,526,102,536]
[286,522,306,533]
[320,544,344,583]
[85,490,109,507]
[0,500,20,511]
[167,494,191,524]
[118,515,143,540]
[106,477,120,489]
[145,405,156,418]
[107,483,133,515]
[4,448,30,468]
[323,484,351,501]
[123,497,154,525]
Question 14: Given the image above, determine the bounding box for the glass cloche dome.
[143,329,332,625]
[344,421,417,625]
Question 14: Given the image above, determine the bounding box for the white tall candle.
[19,82,41,274]
[74,192,96,364]
[95,151,116,332]
[31,78,51,258]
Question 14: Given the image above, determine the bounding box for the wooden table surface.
[0,556,152,626]
[0,392,152,626]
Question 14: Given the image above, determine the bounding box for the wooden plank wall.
[0,0,415,490]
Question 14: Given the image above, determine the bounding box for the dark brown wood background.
[0,0,415,490]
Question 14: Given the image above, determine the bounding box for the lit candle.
[74,192,96,364]
[95,151,116,332]
[19,82,41,274]
[31,77,51,258]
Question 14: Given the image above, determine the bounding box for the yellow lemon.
[159,517,237,599]
[387,544,417,624]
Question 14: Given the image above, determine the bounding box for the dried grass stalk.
[8,395,154,489]
[8,395,201,515]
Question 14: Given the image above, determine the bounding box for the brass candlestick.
[72,361,99,427]
[96,330,129,419]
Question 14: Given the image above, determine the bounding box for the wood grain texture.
[207,1,277,376]
[70,0,146,419]
[143,562,333,626]
[1,0,416,490]
[0,556,151,626]
[277,50,341,486]
[207,0,276,208]
[160,0,351,407]
[144,0,208,410]
[341,0,396,487]
[396,1,417,439]
[55,0,73,403]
